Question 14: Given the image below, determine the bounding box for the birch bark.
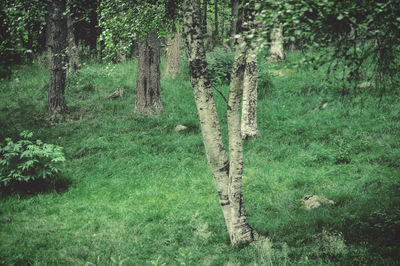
[184,0,261,245]
[241,43,260,139]
[269,24,285,62]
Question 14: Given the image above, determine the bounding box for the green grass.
[0,51,399,265]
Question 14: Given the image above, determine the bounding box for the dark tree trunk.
[229,0,239,46]
[202,0,208,36]
[47,0,68,116]
[213,0,219,47]
[134,31,163,115]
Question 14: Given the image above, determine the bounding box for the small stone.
[108,87,123,99]
[357,82,371,88]
[175,125,187,132]
[301,195,335,210]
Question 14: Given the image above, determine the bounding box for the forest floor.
[0,51,399,265]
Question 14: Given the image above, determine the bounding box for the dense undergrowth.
[0,51,399,265]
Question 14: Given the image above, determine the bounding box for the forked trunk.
[134,31,163,115]
[184,0,259,245]
[47,0,67,116]
[269,24,285,62]
[164,31,181,78]
[184,0,232,235]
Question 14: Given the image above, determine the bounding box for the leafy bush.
[0,131,65,188]
[207,47,234,84]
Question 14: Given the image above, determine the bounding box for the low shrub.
[0,131,65,190]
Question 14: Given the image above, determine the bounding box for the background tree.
[228,0,239,47]
[99,0,182,115]
[268,24,285,62]
[66,13,80,74]
[164,30,182,78]
[46,0,68,117]
[134,31,163,114]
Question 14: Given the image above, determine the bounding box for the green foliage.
[0,0,46,78]
[258,0,400,95]
[207,47,234,84]
[0,131,65,187]
[98,0,182,61]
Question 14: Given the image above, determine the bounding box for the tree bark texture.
[184,0,258,246]
[202,0,208,37]
[241,47,260,139]
[241,11,260,140]
[164,31,181,78]
[47,0,68,116]
[269,24,285,62]
[134,31,163,115]
[212,0,219,47]
[229,0,239,47]
[67,14,80,74]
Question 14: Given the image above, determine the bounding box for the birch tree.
[183,0,262,245]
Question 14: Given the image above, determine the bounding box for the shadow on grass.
[0,175,72,198]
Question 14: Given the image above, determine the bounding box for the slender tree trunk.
[183,0,259,246]
[229,0,239,47]
[164,31,181,78]
[241,14,260,139]
[227,36,256,245]
[67,14,80,74]
[117,41,127,62]
[202,0,208,36]
[213,0,219,47]
[47,0,68,116]
[269,24,285,62]
[45,12,53,68]
[134,31,163,115]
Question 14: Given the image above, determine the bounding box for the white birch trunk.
[184,0,261,246]
[227,37,256,244]
[241,43,260,139]
[269,24,285,62]
[183,0,232,236]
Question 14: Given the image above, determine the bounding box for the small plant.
[0,131,65,188]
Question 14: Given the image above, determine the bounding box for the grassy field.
[0,52,399,265]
